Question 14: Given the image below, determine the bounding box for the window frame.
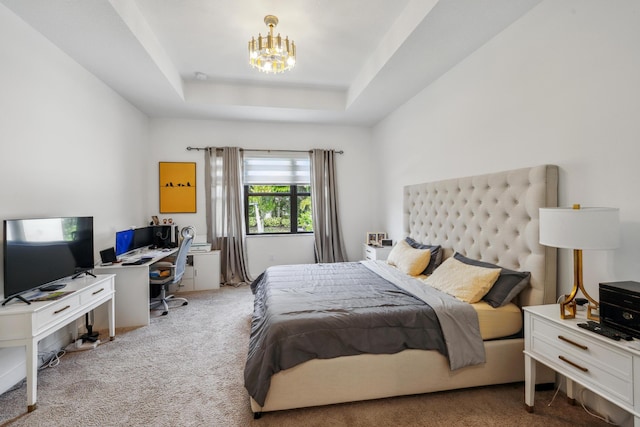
[244,184,313,235]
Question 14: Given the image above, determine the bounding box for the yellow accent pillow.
[386,239,431,276]
[424,256,501,303]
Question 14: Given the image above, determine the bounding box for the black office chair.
[149,226,195,315]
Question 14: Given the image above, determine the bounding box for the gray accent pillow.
[453,253,531,308]
[405,237,442,275]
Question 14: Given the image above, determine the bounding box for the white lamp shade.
[539,207,620,250]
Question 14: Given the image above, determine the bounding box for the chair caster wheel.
[162,311,168,316]
[182,302,188,306]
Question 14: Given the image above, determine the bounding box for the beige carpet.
[0,285,610,426]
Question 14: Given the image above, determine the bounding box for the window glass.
[297,195,312,232]
[248,194,292,234]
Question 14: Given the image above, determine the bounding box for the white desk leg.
[108,296,115,340]
[524,354,536,412]
[26,339,38,412]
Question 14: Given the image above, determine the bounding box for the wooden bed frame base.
[251,338,554,415]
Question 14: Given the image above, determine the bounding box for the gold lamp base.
[559,247,599,321]
[560,298,599,321]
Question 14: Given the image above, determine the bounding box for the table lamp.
[539,204,620,320]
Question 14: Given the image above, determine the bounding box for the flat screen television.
[3,216,94,303]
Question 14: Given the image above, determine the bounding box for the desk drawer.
[34,294,81,333]
[530,316,633,405]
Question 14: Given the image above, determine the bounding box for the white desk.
[0,274,115,412]
[93,247,177,329]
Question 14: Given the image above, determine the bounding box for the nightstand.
[362,244,392,261]
[524,304,640,424]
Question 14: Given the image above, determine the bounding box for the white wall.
[0,4,150,394]
[372,1,640,424]
[147,118,375,278]
[4,0,638,420]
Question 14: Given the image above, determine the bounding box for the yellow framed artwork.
[159,162,196,213]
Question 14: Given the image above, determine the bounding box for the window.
[243,152,313,235]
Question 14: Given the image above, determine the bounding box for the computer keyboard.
[122,259,145,266]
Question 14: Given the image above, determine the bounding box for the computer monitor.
[133,226,154,249]
[115,229,134,256]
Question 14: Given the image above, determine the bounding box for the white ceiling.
[2,0,541,126]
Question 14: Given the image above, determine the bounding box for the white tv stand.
[0,274,115,412]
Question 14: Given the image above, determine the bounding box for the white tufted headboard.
[403,165,558,307]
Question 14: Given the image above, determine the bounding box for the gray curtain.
[310,149,347,263]
[205,147,252,285]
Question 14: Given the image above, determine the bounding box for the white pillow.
[386,239,431,276]
[424,256,501,303]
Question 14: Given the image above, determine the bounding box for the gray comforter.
[244,261,485,407]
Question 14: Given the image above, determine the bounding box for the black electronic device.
[153,225,177,248]
[133,226,154,249]
[577,320,633,341]
[599,281,640,338]
[100,247,117,264]
[3,216,94,305]
[39,283,67,292]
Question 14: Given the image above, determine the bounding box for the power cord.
[4,378,25,393]
[546,376,622,425]
[546,375,563,407]
[577,388,622,425]
[4,349,66,394]
[38,349,66,370]
[2,348,66,395]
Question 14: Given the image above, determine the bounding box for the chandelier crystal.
[248,15,296,73]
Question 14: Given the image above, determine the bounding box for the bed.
[245,164,559,417]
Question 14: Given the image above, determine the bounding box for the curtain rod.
[186,146,344,154]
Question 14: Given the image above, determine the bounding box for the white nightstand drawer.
[364,246,375,260]
[363,244,392,261]
[530,315,633,405]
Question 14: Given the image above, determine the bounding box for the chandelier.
[248,15,296,73]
